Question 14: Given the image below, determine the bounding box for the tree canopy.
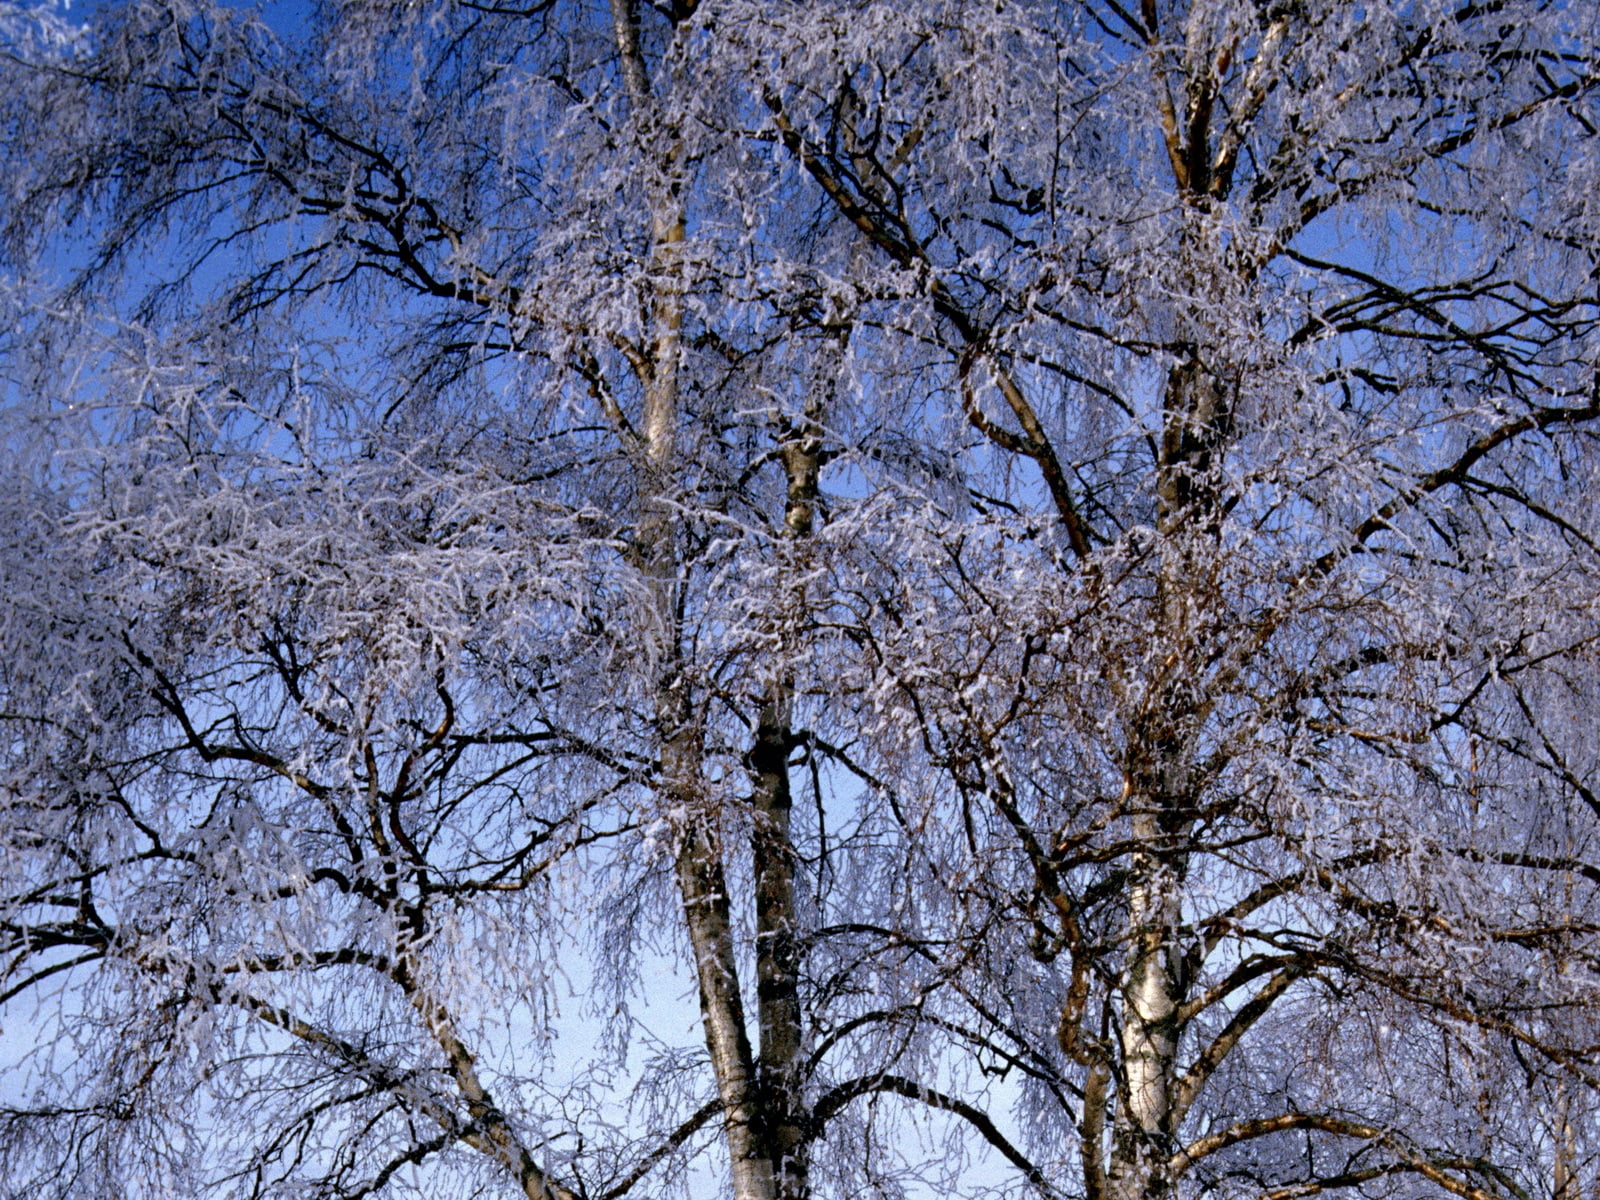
[3,1,1600,1198]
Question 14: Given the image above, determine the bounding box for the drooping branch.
[810,1074,1061,1198]
[1171,1113,1521,1200]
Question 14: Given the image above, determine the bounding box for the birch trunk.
[1106,820,1183,1200]
[749,414,823,1200]
[608,5,778,1197]
[1103,341,1222,1200]
[672,726,778,1200]
[1553,1078,1576,1200]
[641,168,780,1200]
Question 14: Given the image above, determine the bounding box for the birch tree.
[0,3,921,1197]
[739,2,1600,1199]
[3,2,1600,1200]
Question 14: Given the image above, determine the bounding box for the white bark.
[1107,821,1183,1200]
[609,6,777,1196]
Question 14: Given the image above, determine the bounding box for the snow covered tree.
[742,3,1600,1198]
[2,2,1600,1200]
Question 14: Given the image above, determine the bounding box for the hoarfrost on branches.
[2,1,1600,1199]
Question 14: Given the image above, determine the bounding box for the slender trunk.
[1553,1077,1575,1200]
[645,214,780,1200]
[651,339,780,1200]
[750,691,806,1200]
[749,415,822,1200]
[672,715,777,1200]
[608,6,777,1197]
[1106,817,1182,1200]
[1105,343,1219,1200]
[1107,698,1193,1200]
